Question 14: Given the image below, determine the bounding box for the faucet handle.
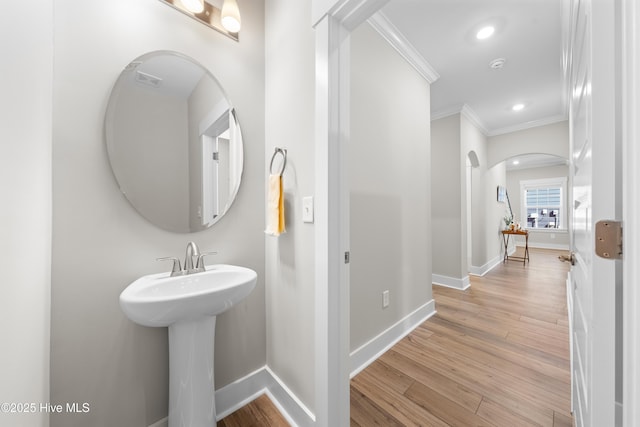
[196,252,217,271]
[156,257,183,277]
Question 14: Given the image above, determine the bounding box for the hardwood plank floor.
[219,248,573,426]
[351,247,573,426]
[218,394,290,427]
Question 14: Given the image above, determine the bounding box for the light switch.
[302,196,314,223]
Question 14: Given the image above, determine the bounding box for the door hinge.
[595,220,622,259]
[344,251,350,264]
[212,152,219,161]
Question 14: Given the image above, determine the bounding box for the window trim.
[519,177,568,231]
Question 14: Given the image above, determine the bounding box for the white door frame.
[313,1,390,425]
[622,0,640,425]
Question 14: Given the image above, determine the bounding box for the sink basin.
[120,264,257,327]
[119,263,257,427]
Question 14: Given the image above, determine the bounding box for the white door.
[568,0,620,425]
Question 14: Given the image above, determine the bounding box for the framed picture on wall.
[497,185,506,202]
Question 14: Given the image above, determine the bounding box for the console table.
[501,229,529,265]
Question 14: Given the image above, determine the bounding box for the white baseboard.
[469,253,503,277]
[147,366,315,427]
[215,367,273,420]
[263,366,316,427]
[432,274,470,290]
[350,299,436,378]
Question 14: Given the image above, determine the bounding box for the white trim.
[349,299,436,378]
[324,0,391,30]
[622,0,640,424]
[461,105,489,135]
[432,274,470,290]
[215,367,315,426]
[431,104,465,121]
[314,13,351,427]
[367,12,440,84]
[487,113,568,137]
[264,367,316,427]
[469,253,504,277]
[519,176,568,230]
[214,367,272,420]
[146,366,318,427]
[431,104,489,136]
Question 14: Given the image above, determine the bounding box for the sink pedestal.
[168,316,217,427]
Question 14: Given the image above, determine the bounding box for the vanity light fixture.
[476,26,495,40]
[221,0,241,33]
[181,0,204,13]
[159,0,240,41]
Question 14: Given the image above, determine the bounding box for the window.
[520,177,567,230]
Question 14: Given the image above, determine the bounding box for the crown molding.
[431,104,464,121]
[367,12,440,84]
[460,104,488,135]
[487,113,568,137]
[430,104,489,136]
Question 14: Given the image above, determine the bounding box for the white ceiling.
[380,0,566,137]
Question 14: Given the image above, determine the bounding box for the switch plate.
[382,290,389,308]
[302,196,314,223]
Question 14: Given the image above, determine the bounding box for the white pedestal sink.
[120,264,257,427]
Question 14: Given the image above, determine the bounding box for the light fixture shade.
[181,0,204,13]
[221,0,241,33]
[476,26,495,40]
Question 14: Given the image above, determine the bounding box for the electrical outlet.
[382,290,389,308]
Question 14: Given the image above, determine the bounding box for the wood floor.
[220,248,573,426]
[218,394,290,426]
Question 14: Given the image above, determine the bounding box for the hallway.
[351,248,572,426]
[219,248,573,426]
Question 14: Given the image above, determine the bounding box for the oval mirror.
[105,51,243,233]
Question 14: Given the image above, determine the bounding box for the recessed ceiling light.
[476,26,495,40]
[512,103,525,112]
[512,160,520,165]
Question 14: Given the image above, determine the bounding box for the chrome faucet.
[157,242,217,277]
[184,241,201,274]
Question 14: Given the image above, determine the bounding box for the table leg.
[502,234,510,262]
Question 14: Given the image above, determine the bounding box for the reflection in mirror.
[105,51,243,233]
[505,153,569,230]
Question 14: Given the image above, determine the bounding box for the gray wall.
[0,2,52,426]
[506,164,570,249]
[431,115,465,279]
[490,121,570,251]
[51,1,265,426]
[431,113,506,278]
[350,23,433,351]
[462,115,506,270]
[488,120,569,167]
[265,0,317,413]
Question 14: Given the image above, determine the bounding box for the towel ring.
[270,148,287,176]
